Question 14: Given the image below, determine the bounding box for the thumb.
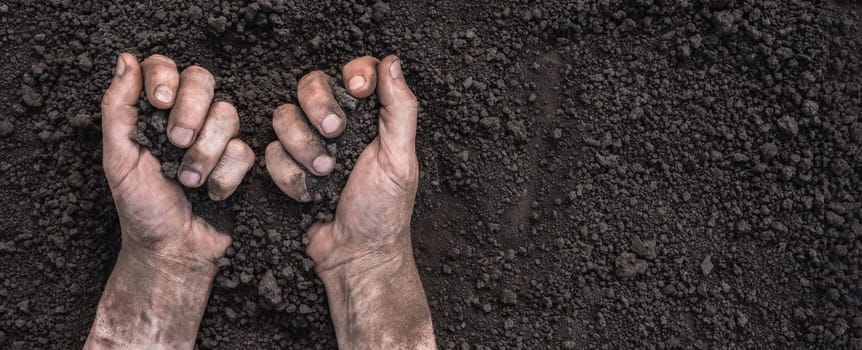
[376,55,419,155]
[101,53,143,188]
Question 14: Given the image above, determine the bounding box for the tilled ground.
[1,0,861,349]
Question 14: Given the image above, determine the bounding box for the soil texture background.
[1,0,862,349]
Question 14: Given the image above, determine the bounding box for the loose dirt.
[1,0,861,349]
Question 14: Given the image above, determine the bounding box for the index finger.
[141,54,180,109]
[342,56,380,99]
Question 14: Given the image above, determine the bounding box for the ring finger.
[207,139,255,201]
[273,104,335,176]
[297,71,346,138]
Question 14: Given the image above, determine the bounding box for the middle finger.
[297,71,346,138]
[168,66,215,148]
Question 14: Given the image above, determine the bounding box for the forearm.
[85,243,217,350]
[320,250,436,350]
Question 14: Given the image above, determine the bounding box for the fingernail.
[154,85,173,104]
[321,114,341,134]
[115,55,126,77]
[348,76,366,91]
[179,170,201,186]
[208,191,222,201]
[171,126,194,147]
[312,155,335,174]
[389,59,402,79]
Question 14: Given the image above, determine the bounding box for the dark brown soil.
[2,0,862,349]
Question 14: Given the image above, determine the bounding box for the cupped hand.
[264,55,419,275]
[266,55,435,348]
[101,53,254,264]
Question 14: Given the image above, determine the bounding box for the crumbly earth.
[1,0,861,349]
[131,96,184,179]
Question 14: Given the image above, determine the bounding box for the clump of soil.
[129,96,184,178]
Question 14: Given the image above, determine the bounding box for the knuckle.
[213,101,237,115]
[144,54,174,64]
[184,146,218,170]
[182,66,215,85]
[265,141,283,158]
[384,55,400,63]
[346,56,379,72]
[142,55,177,70]
[299,72,334,93]
[387,97,419,114]
[273,104,300,122]
[300,70,328,85]
[239,143,255,162]
[225,140,254,163]
[181,153,203,172]
[100,94,113,111]
[298,72,315,87]
[392,164,419,185]
[404,94,419,108]
[208,172,229,192]
[100,91,128,114]
[212,102,239,125]
[305,89,333,105]
[177,94,209,108]
[381,156,419,191]
[297,129,321,147]
[277,170,305,192]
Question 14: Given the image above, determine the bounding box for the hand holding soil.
[86,53,434,349]
[86,53,253,348]
[5,2,861,349]
[265,55,436,349]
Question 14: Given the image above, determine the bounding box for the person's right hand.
[265,55,436,349]
[87,53,254,349]
[265,55,419,273]
[102,53,254,265]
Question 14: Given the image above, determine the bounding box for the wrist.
[85,242,218,349]
[317,248,417,297]
[120,238,220,283]
[118,216,231,266]
[310,223,414,279]
[316,243,436,349]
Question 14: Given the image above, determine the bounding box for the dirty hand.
[266,55,435,349]
[86,53,253,349]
